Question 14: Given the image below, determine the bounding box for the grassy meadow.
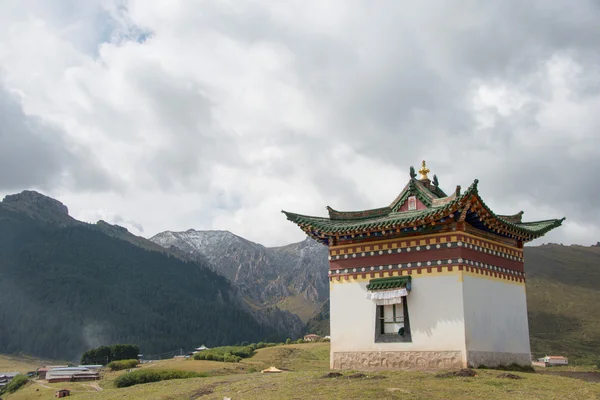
[3,343,600,400]
[0,354,61,374]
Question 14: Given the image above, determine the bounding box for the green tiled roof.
[326,178,449,220]
[366,276,412,291]
[284,179,478,233]
[282,177,565,243]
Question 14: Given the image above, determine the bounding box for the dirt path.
[85,382,103,391]
[33,380,53,389]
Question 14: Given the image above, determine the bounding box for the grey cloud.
[0,87,114,192]
[125,62,242,191]
[484,141,600,222]
[177,0,600,234]
[111,214,144,233]
[3,0,600,245]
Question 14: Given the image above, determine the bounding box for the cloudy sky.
[1,0,599,247]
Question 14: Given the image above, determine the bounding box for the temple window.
[366,277,412,343]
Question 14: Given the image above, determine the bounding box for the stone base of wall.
[331,351,463,371]
[467,351,531,368]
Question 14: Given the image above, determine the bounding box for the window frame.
[374,296,412,343]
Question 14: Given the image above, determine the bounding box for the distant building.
[0,372,19,389]
[77,365,103,371]
[304,334,321,342]
[193,345,210,353]
[46,367,100,383]
[539,356,568,366]
[283,161,565,370]
[55,389,71,398]
[36,368,49,379]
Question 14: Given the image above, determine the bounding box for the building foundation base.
[466,351,532,368]
[331,351,463,370]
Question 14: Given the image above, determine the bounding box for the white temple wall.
[462,275,532,367]
[329,273,467,370]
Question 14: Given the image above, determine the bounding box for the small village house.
[36,368,49,379]
[539,356,568,366]
[303,334,321,342]
[55,389,70,398]
[283,161,564,370]
[0,372,18,389]
[193,345,209,353]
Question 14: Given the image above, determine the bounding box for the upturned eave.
[282,178,565,244]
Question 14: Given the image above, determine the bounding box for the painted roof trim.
[366,276,412,291]
[326,177,451,220]
[282,178,565,243]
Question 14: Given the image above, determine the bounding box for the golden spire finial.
[418,160,430,180]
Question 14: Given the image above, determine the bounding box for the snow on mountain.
[150,229,329,322]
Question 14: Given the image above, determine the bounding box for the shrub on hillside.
[224,353,242,363]
[193,345,254,362]
[108,359,139,371]
[114,369,204,388]
[0,374,28,395]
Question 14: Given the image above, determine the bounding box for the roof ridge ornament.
[409,165,417,179]
[418,160,430,181]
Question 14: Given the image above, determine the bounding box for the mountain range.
[1,190,599,363]
[149,224,600,363]
[0,191,303,361]
[150,230,329,322]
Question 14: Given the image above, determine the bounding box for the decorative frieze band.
[328,260,525,283]
[329,234,523,262]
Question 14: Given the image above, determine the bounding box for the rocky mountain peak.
[3,190,69,215]
[150,228,330,323]
[96,220,130,233]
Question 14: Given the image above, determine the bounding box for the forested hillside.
[0,193,286,361]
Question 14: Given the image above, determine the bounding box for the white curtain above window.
[365,288,408,305]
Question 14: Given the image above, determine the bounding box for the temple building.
[282,161,564,370]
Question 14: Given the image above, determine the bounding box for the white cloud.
[1,0,600,246]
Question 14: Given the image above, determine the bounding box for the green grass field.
[3,343,600,400]
[0,354,61,374]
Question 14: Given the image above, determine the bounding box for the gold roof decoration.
[418,160,430,181]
